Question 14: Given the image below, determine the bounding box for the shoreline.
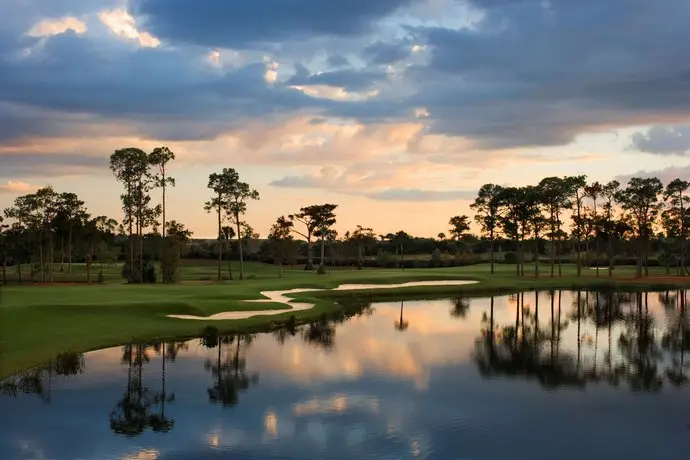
[166,280,479,321]
[3,271,690,380]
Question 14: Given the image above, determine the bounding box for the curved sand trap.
[166,280,478,321]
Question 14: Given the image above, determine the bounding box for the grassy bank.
[2,261,690,379]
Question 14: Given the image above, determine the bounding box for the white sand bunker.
[166,280,478,321]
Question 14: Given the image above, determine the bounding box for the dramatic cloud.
[1,0,690,226]
[615,164,690,187]
[269,163,477,202]
[26,16,87,37]
[630,125,690,156]
[132,0,415,47]
[378,0,690,148]
[363,41,412,65]
[286,64,387,92]
[98,8,160,48]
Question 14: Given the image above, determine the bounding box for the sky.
[2,0,690,238]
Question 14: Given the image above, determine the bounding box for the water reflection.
[2,290,690,459]
[394,301,409,331]
[0,351,85,402]
[472,290,690,393]
[202,333,258,407]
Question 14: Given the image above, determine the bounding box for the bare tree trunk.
[162,178,166,241]
[236,216,244,280]
[320,238,325,268]
[86,256,91,284]
[608,214,614,277]
[306,233,314,270]
[550,211,555,277]
[216,203,222,281]
[127,181,134,281]
[515,237,520,277]
[138,186,144,283]
[681,197,686,276]
[490,230,495,275]
[49,228,54,285]
[226,239,233,280]
[17,263,22,283]
[68,224,73,274]
[636,239,642,278]
[39,233,44,283]
[400,244,404,271]
[60,234,65,272]
[139,230,144,283]
[557,237,562,277]
[161,174,167,267]
[575,234,582,276]
[534,230,539,277]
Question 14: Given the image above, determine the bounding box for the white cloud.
[264,59,279,83]
[207,49,221,67]
[26,17,87,37]
[290,84,380,101]
[0,181,36,194]
[98,9,161,48]
[630,125,690,156]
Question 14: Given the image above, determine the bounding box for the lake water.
[2,290,690,460]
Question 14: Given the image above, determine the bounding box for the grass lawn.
[2,259,690,379]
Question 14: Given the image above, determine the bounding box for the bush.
[503,252,518,264]
[430,249,443,268]
[316,265,327,275]
[122,259,157,283]
[376,251,398,268]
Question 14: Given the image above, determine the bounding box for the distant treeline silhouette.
[1,148,688,283]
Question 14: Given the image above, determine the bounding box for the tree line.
[464,175,686,278]
[1,149,688,284]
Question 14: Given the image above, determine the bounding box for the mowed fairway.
[2,259,690,379]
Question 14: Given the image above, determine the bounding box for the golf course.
[3,258,690,380]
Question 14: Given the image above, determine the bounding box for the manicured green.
[2,260,690,379]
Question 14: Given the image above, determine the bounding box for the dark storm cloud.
[362,41,411,65]
[332,0,690,148]
[3,0,690,167]
[630,125,690,156]
[0,152,106,178]
[286,64,387,91]
[327,54,351,68]
[132,0,415,48]
[0,31,334,143]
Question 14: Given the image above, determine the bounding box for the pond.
[2,290,690,460]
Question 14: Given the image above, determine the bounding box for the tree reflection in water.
[473,289,690,392]
[201,330,258,407]
[661,290,690,386]
[450,296,470,319]
[109,344,154,437]
[149,342,187,433]
[394,301,409,331]
[109,341,184,437]
[0,351,85,402]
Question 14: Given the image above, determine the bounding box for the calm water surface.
[2,290,690,460]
